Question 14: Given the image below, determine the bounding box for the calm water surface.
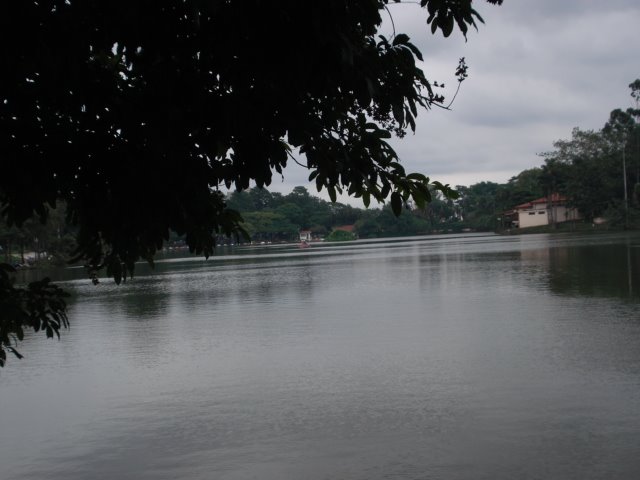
[1,232,640,479]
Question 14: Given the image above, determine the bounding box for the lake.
[1,232,640,480]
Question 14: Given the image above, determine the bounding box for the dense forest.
[2,80,639,265]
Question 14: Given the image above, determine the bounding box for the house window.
[528,212,535,215]
[538,211,546,214]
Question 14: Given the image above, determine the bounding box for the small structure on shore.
[299,230,312,242]
[510,194,581,229]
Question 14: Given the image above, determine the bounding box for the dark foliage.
[0,1,502,364]
[1,0,501,278]
[0,264,69,366]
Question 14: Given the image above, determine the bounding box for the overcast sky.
[268,1,640,205]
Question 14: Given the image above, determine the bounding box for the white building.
[299,230,312,242]
[513,194,581,229]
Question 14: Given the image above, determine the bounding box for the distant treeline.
[228,79,640,238]
[458,79,640,230]
[2,80,639,263]
[225,185,462,242]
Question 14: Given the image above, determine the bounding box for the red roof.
[513,193,567,210]
[333,225,355,233]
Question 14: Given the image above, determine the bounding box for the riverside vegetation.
[4,79,639,262]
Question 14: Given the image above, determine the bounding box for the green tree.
[330,203,362,227]
[308,202,333,232]
[283,187,316,229]
[542,129,622,221]
[248,188,276,211]
[241,211,298,242]
[625,80,640,204]
[603,100,640,210]
[496,168,544,209]
[1,1,500,273]
[455,181,502,230]
[360,205,430,237]
[275,203,306,229]
[1,0,502,364]
[355,215,384,238]
[421,195,457,228]
[326,229,357,242]
[225,191,255,213]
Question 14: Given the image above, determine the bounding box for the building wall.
[552,206,581,223]
[517,204,581,228]
[518,206,549,228]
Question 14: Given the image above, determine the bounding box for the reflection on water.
[2,232,640,480]
[543,240,640,298]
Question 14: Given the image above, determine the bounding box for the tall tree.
[1,0,501,276]
[455,181,502,229]
[542,129,622,220]
[1,0,502,364]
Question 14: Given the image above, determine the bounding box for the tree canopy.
[1,0,502,364]
[2,0,501,277]
[454,80,640,230]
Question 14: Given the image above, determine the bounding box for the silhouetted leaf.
[391,192,402,216]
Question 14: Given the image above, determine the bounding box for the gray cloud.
[384,1,640,188]
[255,2,640,206]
